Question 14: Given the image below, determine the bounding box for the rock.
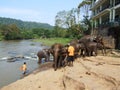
[7,58,16,62]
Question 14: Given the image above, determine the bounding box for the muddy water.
[0,40,49,88]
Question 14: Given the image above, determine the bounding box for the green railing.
[115,0,120,6]
[96,20,120,28]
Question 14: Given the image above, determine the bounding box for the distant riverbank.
[33,38,71,46]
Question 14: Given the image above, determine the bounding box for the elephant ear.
[49,48,53,54]
[43,48,49,52]
[45,49,48,52]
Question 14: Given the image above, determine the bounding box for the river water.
[0,40,49,88]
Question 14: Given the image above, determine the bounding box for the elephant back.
[78,35,95,43]
[51,43,64,52]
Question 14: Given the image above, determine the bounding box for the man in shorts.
[67,44,75,66]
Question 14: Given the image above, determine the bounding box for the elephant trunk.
[54,50,59,71]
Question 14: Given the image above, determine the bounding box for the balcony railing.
[92,4,110,17]
[115,0,120,6]
[101,4,109,11]
[95,20,120,28]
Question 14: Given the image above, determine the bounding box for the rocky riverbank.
[0,56,120,90]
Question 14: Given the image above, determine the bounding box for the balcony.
[101,4,110,12]
[115,0,120,6]
[92,9,109,19]
[91,0,107,9]
[96,19,120,29]
[91,2,110,18]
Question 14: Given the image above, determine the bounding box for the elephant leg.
[54,64,57,71]
[80,49,84,56]
[90,51,93,56]
[53,56,57,71]
[86,49,89,56]
[95,51,97,56]
[54,59,57,71]
[48,54,50,61]
[100,46,104,56]
[58,56,62,68]
[46,55,50,62]
[102,49,104,56]
[38,58,42,64]
[103,46,106,56]
[94,50,97,56]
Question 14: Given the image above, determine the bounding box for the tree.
[21,29,33,39]
[78,0,92,35]
[0,24,21,40]
[82,16,92,35]
[78,0,91,17]
[55,8,84,38]
[32,28,52,38]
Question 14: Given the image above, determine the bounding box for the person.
[67,44,75,66]
[20,62,27,75]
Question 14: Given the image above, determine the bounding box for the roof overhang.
[91,0,107,10]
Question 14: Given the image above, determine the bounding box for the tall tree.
[78,0,91,17]
[55,8,84,38]
[78,0,92,35]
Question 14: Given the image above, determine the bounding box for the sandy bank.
[1,56,120,90]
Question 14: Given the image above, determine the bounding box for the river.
[0,40,49,88]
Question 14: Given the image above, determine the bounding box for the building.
[91,0,120,49]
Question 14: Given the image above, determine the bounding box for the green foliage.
[0,24,22,40]
[53,26,68,38]
[32,28,52,38]
[81,16,92,35]
[21,29,34,39]
[34,38,71,46]
[0,33,4,40]
[55,8,86,39]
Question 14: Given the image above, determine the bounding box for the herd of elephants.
[37,35,106,71]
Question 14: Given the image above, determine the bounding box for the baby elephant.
[37,48,50,64]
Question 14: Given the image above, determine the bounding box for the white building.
[91,0,120,49]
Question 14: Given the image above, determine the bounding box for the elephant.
[78,35,106,56]
[77,42,86,57]
[78,35,95,43]
[69,39,79,45]
[78,35,104,44]
[37,48,50,64]
[86,42,98,56]
[68,39,86,58]
[85,41,106,56]
[50,43,64,71]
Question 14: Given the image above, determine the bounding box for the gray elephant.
[50,43,64,71]
[37,48,50,64]
[86,41,105,56]
[78,35,106,56]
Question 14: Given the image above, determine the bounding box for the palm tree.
[78,0,91,17]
